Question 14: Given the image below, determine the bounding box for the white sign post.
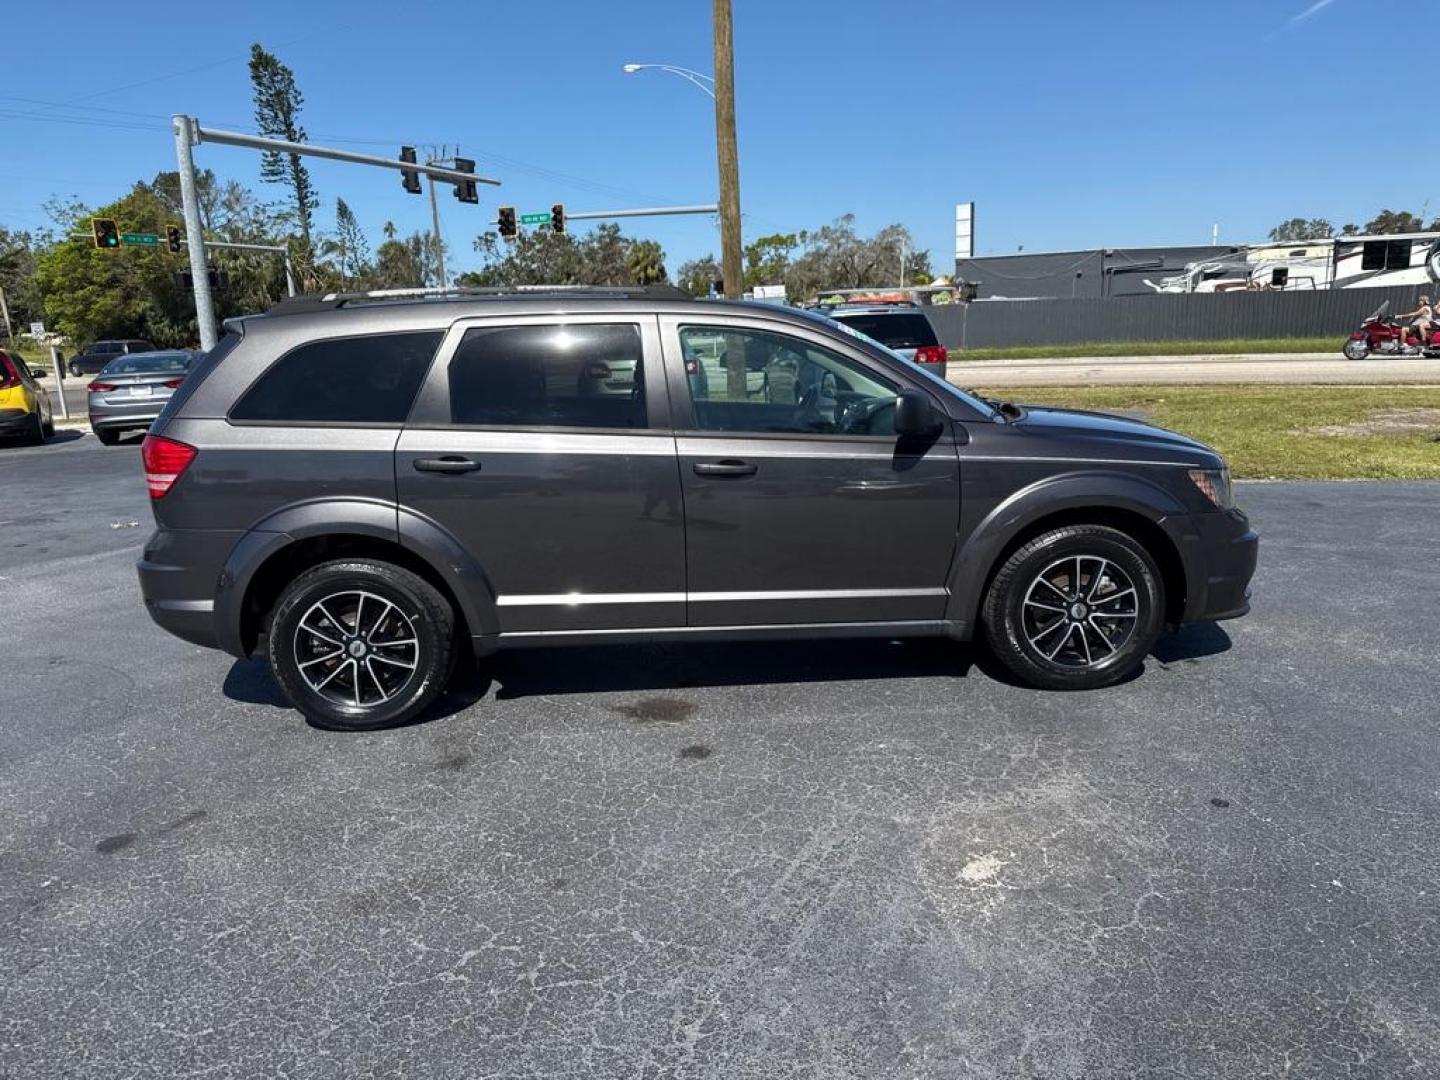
[29,321,45,338]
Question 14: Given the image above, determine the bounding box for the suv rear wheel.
[982,525,1164,690]
[267,559,457,731]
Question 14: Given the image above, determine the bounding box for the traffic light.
[497,206,517,240]
[92,217,120,250]
[399,146,422,195]
[452,156,478,204]
[550,203,566,236]
[175,269,228,291]
[166,225,182,253]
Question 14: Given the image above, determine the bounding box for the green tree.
[1268,218,1334,242]
[33,187,194,346]
[460,223,667,287]
[249,44,318,266]
[783,216,931,302]
[743,232,798,289]
[370,221,442,289]
[0,226,41,336]
[677,255,721,297]
[323,197,371,287]
[625,239,667,285]
[1363,209,1427,235]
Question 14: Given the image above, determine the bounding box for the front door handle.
[413,456,481,475]
[693,459,758,478]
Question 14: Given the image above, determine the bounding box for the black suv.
[137,287,1257,730]
[70,339,157,377]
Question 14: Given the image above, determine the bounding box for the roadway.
[948,351,1440,386]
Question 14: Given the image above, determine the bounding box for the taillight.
[140,435,197,499]
[914,345,948,366]
[162,378,184,389]
[89,381,118,392]
[0,357,18,388]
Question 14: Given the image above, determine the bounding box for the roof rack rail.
[265,283,694,315]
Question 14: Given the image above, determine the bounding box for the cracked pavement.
[3,434,1438,1078]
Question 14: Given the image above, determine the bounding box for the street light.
[622,62,716,100]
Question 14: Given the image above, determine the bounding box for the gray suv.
[137,287,1257,730]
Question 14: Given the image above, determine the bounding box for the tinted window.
[830,312,937,348]
[103,353,194,375]
[447,323,646,429]
[1361,240,1412,271]
[680,325,899,436]
[231,332,441,423]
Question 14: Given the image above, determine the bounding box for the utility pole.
[712,0,745,398]
[427,145,449,288]
[173,115,218,350]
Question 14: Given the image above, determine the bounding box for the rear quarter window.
[230,331,442,424]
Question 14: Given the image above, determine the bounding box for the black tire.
[19,412,45,446]
[267,559,457,731]
[93,427,121,446]
[1342,339,1370,361]
[42,416,55,439]
[982,524,1165,691]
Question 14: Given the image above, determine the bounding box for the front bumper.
[1165,507,1258,623]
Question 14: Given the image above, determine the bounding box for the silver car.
[87,350,200,445]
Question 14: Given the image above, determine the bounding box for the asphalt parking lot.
[4,433,1439,1079]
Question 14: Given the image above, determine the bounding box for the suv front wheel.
[982,525,1164,690]
[267,559,457,730]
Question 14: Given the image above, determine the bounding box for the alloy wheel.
[1020,554,1139,669]
[293,590,420,708]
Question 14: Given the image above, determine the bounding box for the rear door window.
[230,331,442,424]
[446,323,647,429]
[831,312,937,349]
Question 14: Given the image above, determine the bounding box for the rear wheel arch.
[234,531,486,659]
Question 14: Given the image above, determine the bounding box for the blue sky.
[2,0,1434,276]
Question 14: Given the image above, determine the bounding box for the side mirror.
[32,369,46,380]
[895,389,939,436]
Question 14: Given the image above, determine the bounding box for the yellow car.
[0,350,55,445]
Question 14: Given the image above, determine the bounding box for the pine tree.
[248,44,318,257]
[333,197,370,285]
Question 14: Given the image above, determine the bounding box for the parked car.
[88,350,201,445]
[0,350,55,445]
[822,303,949,377]
[68,339,157,377]
[136,286,1257,730]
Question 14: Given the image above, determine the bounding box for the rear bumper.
[90,400,166,430]
[1164,508,1258,624]
[137,527,243,651]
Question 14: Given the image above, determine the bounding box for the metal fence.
[923,285,1427,350]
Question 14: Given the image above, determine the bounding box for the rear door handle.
[413,456,481,475]
[693,460,758,478]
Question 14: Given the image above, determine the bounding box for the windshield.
[100,353,194,375]
[1368,300,1392,320]
[830,312,938,349]
[803,310,996,418]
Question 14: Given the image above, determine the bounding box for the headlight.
[1187,467,1234,510]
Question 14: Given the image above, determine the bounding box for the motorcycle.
[1343,300,1440,360]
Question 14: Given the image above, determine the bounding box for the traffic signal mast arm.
[191,123,499,190]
